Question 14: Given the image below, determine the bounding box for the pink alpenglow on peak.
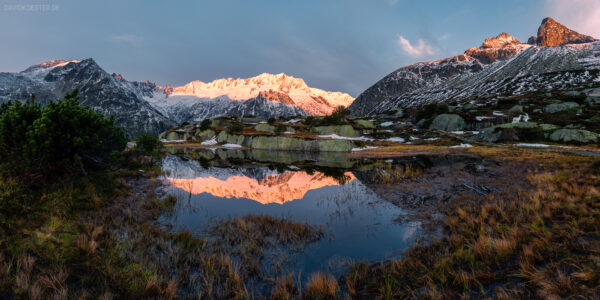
[165,73,355,116]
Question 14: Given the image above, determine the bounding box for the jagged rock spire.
[528,17,595,46]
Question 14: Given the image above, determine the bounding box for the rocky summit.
[348,17,599,116]
[528,17,595,47]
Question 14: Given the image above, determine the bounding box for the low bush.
[135,133,162,155]
[0,90,126,181]
[228,122,244,133]
[415,103,449,121]
[198,119,211,131]
[319,106,350,125]
[275,124,287,133]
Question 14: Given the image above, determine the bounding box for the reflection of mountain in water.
[163,156,356,204]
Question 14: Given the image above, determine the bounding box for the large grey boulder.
[429,114,466,132]
[544,102,579,113]
[549,129,598,143]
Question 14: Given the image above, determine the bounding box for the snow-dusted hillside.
[0,59,175,137]
[349,18,600,116]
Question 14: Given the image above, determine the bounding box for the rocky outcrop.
[528,17,595,47]
[257,90,295,105]
[429,114,466,132]
[549,129,598,143]
[215,131,355,152]
[464,33,526,64]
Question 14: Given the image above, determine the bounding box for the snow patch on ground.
[450,144,473,148]
[476,116,494,121]
[385,137,405,143]
[222,143,243,148]
[352,146,379,152]
[379,121,394,127]
[512,113,530,123]
[201,138,218,145]
[317,134,374,141]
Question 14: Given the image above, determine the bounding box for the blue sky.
[1,0,599,96]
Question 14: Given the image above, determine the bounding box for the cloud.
[545,0,600,38]
[109,34,143,46]
[397,35,435,57]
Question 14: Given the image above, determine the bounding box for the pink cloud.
[397,35,435,57]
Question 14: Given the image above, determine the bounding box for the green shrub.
[275,124,287,133]
[135,133,162,154]
[0,90,126,181]
[198,119,211,131]
[303,116,317,126]
[228,122,244,133]
[319,106,350,125]
[268,117,276,125]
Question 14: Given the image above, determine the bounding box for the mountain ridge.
[0,60,354,136]
[348,17,600,116]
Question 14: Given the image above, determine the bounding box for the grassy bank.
[339,149,599,299]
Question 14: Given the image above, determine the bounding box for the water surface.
[159,152,421,276]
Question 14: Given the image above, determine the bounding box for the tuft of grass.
[304,272,338,300]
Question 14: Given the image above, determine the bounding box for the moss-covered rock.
[316,139,355,152]
[354,119,375,129]
[313,125,359,137]
[166,131,184,141]
[195,129,216,140]
[477,122,559,143]
[429,114,466,132]
[544,102,579,113]
[249,136,354,152]
[549,129,598,143]
[216,131,246,145]
[254,124,276,133]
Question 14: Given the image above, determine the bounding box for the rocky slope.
[0,59,175,138]
[349,17,600,116]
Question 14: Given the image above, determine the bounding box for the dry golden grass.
[304,272,338,300]
[345,153,600,298]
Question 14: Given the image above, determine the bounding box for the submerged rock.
[429,114,466,132]
[549,129,598,143]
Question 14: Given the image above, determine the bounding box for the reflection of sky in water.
[160,155,421,276]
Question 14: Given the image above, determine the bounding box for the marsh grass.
[342,152,600,299]
[209,214,324,253]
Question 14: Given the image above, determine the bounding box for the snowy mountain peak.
[162,73,354,115]
[528,17,595,47]
[481,32,521,48]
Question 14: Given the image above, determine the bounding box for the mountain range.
[0,60,353,137]
[348,17,600,116]
[1,17,598,137]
